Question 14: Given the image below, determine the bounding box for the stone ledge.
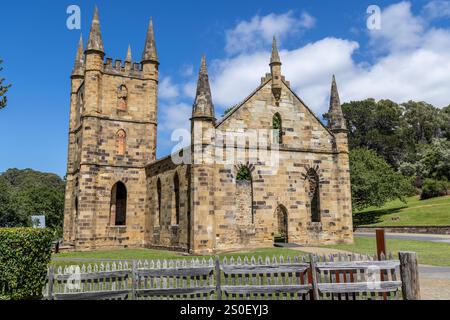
[355,226,450,235]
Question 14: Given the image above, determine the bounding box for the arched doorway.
[275,205,288,243]
[111,181,127,226]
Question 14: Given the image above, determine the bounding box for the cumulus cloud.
[158,1,450,153]
[158,102,191,132]
[225,11,315,55]
[159,77,179,100]
[209,1,450,117]
[423,0,450,19]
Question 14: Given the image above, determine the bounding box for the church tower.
[63,8,159,249]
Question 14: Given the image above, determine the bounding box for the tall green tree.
[0,60,11,110]
[0,169,65,236]
[350,148,413,211]
[328,99,407,167]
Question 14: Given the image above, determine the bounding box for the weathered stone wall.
[210,79,353,251]
[145,156,190,251]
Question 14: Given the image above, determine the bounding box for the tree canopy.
[0,60,11,110]
[0,169,65,237]
[349,148,413,211]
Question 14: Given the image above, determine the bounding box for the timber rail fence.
[43,251,420,300]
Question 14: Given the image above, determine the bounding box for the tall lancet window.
[173,173,180,225]
[157,178,162,227]
[117,85,128,111]
[272,113,282,144]
[306,168,321,223]
[116,130,126,156]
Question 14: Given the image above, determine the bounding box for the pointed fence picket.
[43,252,417,300]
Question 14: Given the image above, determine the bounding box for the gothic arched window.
[306,168,321,223]
[116,129,126,156]
[111,181,127,226]
[173,173,180,225]
[272,113,282,144]
[275,205,288,243]
[117,85,128,111]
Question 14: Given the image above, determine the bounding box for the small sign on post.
[31,215,46,228]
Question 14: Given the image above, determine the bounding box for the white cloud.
[158,1,450,141]
[208,2,450,118]
[159,102,191,132]
[369,1,425,53]
[159,77,179,100]
[225,11,315,55]
[423,0,450,19]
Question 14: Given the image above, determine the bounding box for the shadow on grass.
[353,205,408,227]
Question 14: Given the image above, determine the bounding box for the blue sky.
[0,0,449,177]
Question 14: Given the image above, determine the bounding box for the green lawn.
[53,247,306,265]
[323,236,450,267]
[54,238,450,267]
[354,195,450,227]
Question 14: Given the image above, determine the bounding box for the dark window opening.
[272,113,282,144]
[174,173,180,225]
[157,178,162,226]
[307,169,321,223]
[111,181,127,226]
[275,205,288,243]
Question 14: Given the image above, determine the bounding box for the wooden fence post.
[131,260,137,300]
[376,229,386,259]
[47,265,54,300]
[308,254,319,300]
[215,256,222,300]
[399,252,420,300]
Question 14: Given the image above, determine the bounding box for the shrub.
[0,228,53,300]
[420,178,450,200]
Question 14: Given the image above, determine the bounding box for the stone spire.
[328,75,347,131]
[192,55,215,120]
[86,6,104,54]
[141,18,158,64]
[125,44,132,62]
[72,34,84,77]
[270,36,281,65]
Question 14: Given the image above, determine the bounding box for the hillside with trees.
[326,99,450,210]
[0,169,65,237]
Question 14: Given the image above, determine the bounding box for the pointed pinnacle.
[72,34,84,76]
[270,36,281,65]
[142,18,158,63]
[86,6,104,53]
[330,74,340,107]
[192,55,215,120]
[328,74,347,130]
[125,44,132,62]
[200,54,207,74]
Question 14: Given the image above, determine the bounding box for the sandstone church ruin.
[63,8,353,252]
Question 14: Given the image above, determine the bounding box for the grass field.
[54,238,450,267]
[53,247,306,264]
[354,195,450,227]
[323,236,450,267]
